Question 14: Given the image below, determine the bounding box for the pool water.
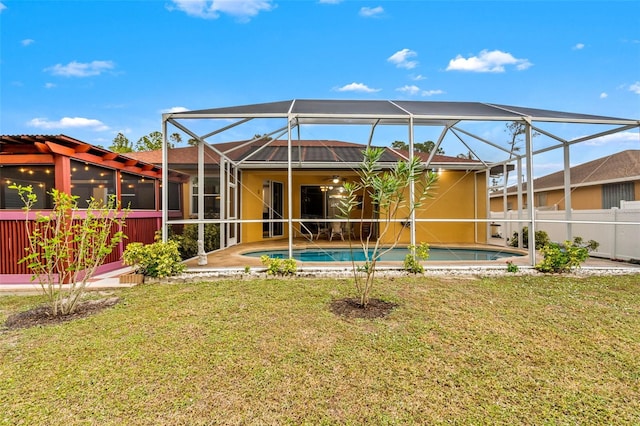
[244,247,520,262]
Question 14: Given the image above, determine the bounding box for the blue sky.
[1,0,639,175]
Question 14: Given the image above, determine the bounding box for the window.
[70,161,116,208]
[301,184,349,219]
[263,180,283,237]
[0,165,55,209]
[121,172,156,210]
[536,192,547,208]
[191,176,220,218]
[166,181,182,211]
[602,182,634,209]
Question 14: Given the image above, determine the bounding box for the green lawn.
[1,274,639,425]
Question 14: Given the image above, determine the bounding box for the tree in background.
[109,132,134,153]
[135,131,182,151]
[503,122,539,186]
[391,140,445,155]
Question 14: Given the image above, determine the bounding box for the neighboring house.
[0,134,187,282]
[126,139,490,248]
[490,150,640,211]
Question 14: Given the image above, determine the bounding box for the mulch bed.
[329,297,397,319]
[4,297,120,330]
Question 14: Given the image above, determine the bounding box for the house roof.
[166,99,637,126]
[124,139,485,170]
[496,150,640,195]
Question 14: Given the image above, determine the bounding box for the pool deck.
[1,239,637,294]
[183,238,638,272]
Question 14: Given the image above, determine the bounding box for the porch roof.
[166,99,637,126]
[0,134,187,180]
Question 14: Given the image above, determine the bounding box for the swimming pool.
[243,247,521,262]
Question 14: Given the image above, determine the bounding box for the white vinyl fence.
[490,209,640,262]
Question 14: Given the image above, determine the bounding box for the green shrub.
[260,255,297,276]
[403,243,430,274]
[123,240,186,278]
[169,223,220,260]
[509,226,550,249]
[535,238,596,273]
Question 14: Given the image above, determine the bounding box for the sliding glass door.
[262,180,283,238]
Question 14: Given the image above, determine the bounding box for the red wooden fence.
[0,215,159,276]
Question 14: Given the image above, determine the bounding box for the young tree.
[10,185,128,316]
[339,147,438,308]
[109,132,134,153]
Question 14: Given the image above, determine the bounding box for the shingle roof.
[124,139,484,169]
[500,150,640,194]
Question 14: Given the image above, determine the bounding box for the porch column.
[524,121,536,266]
[197,137,207,265]
[501,163,508,245]
[161,117,168,242]
[517,157,523,248]
[408,116,416,249]
[287,118,293,259]
[563,143,572,240]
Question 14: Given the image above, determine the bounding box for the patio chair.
[315,222,330,240]
[329,222,344,241]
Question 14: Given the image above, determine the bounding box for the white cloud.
[0,3,6,13]
[170,0,274,21]
[584,131,639,147]
[411,74,426,81]
[336,82,381,93]
[573,43,585,50]
[396,85,420,95]
[629,81,640,94]
[421,89,444,96]
[21,39,35,47]
[45,60,115,77]
[387,48,418,70]
[446,49,532,73]
[44,83,56,89]
[28,117,109,131]
[599,92,608,99]
[394,85,444,97]
[359,6,383,17]
[161,106,190,113]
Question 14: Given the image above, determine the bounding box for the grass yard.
[1,274,639,425]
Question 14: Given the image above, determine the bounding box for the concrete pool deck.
[183,238,640,274]
[1,239,637,293]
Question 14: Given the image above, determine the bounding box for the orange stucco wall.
[490,180,639,212]
[240,169,487,245]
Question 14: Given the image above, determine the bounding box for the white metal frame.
[161,100,640,266]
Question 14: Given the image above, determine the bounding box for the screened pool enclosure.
[160,100,639,266]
